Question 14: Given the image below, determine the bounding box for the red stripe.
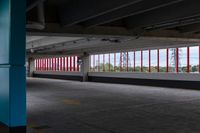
[134,51,136,72]
[61,57,63,71]
[103,54,105,72]
[48,58,51,71]
[41,59,43,71]
[166,48,169,73]
[77,56,79,72]
[66,57,68,72]
[109,54,110,72]
[43,59,44,71]
[38,59,39,70]
[40,59,41,71]
[73,56,76,71]
[149,50,151,73]
[36,59,38,71]
[176,48,179,73]
[141,50,143,72]
[57,58,58,71]
[54,58,56,71]
[98,55,100,72]
[46,59,48,71]
[199,46,200,73]
[187,47,190,73]
[114,53,116,72]
[127,52,129,72]
[70,56,72,71]
[157,49,160,72]
[38,59,39,71]
[120,52,122,72]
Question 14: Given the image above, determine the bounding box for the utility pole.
[120,52,131,71]
[170,48,182,72]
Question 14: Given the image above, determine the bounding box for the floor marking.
[63,99,81,105]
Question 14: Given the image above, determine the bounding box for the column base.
[0,123,26,133]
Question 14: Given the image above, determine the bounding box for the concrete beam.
[82,0,183,27]
[126,0,200,29]
[59,0,143,26]
[178,23,200,33]
[26,0,46,11]
[27,23,200,39]
[26,36,83,50]
[28,36,200,56]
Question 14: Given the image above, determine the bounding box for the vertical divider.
[149,50,151,73]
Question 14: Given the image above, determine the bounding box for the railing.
[90,45,200,74]
[35,56,80,72]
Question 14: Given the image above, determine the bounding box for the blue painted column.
[0,0,26,128]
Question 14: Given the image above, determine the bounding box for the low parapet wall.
[33,71,83,81]
[33,71,200,89]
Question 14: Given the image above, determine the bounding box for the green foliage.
[90,64,199,73]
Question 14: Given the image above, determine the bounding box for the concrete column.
[28,57,35,77]
[0,0,26,131]
[81,53,90,82]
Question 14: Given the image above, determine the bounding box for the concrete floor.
[27,78,200,133]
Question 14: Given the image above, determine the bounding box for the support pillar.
[81,53,90,82]
[28,57,35,77]
[0,0,26,132]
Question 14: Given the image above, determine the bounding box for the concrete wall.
[88,72,200,81]
[33,71,83,81]
[88,72,200,89]
[33,71,200,89]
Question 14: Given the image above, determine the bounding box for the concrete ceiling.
[26,36,83,49]
[27,0,200,36]
[26,0,200,56]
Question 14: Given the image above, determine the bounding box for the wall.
[32,71,200,89]
[88,72,200,89]
[33,71,83,81]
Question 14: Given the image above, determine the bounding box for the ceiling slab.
[59,0,143,26]
[126,0,200,29]
[82,0,183,27]
[26,36,83,49]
